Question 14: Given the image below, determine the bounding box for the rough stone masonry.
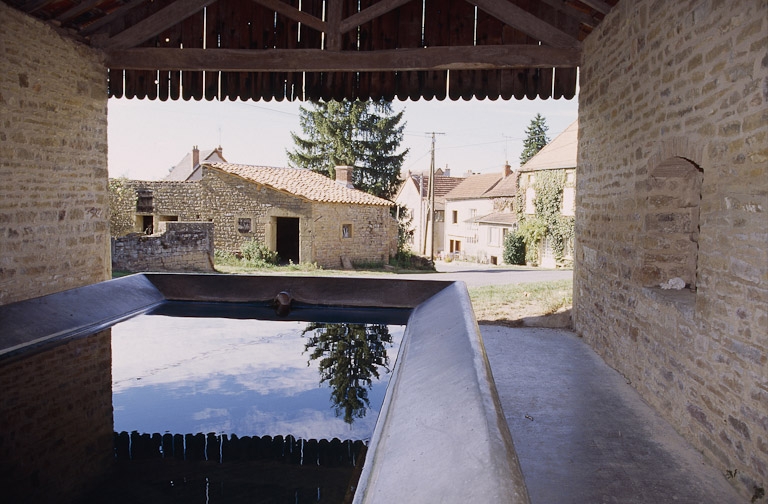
[575,0,767,500]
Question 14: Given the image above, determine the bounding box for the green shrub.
[241,239,279,265]
[214,249,240,266]
[503,232,526,265]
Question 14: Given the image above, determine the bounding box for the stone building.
[574,1,767,500]
[113,163,398,269]
[2,0,766,501]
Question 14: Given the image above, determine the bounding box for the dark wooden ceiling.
[6,0,618,101]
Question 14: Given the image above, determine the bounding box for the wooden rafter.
[94,0,217,50]
[251,0,326,33]
[470,0,580,47]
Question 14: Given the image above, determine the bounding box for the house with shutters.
[112,161,398,269]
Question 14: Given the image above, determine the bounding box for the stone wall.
[575,0,767,500]
[0,2,109,305]
[311,202,398,268]
[112,222,215,273]
[0,330,114,502]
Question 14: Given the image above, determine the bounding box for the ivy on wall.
[514,170,575,265]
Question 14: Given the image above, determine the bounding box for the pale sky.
[107,95,579,181]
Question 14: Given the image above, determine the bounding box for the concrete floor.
[481,326,746,504]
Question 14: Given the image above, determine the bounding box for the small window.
[452,210,458,224]
[525,187,536,214]
[136,189,154,213]
[342,224,352,238]
[238,217,252,234]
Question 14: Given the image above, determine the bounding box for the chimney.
[335,165,354,188]
[444,165,450,177]
[503,164,512,178]
[192,145,200,167]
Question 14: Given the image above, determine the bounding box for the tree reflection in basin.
[112,314,404,441]
[96,311,406,503]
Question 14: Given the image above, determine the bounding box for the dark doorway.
[276,217,300,264]
[141,215,154,234]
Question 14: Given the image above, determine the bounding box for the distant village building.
[112,149,397,269]
[165,145,227,181]
[443,167,512,262]
[516,120,577,267]
[394,168,464,257]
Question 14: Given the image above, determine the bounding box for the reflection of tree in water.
[302,323,393,424]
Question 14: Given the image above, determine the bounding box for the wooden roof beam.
[251,0,326,34]
[80,0,148,37]
[105,45,581,72]
[577,0,612,15]
[539,0,599,28]
[93,0,216,50]
[470,0,581,48]
[339,0,416,33]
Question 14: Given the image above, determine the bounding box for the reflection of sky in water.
[111,315,404,440]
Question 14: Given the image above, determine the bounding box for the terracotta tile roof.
[407,173,466,199]
[444,172,503,200]
[519,120,578,172]
[206,163,393,206]
[485,174,518,198]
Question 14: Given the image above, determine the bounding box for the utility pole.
[424,132,445,261]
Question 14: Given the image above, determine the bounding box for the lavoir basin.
[0,274,530,504]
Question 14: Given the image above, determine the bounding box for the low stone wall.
[112,222,214,273]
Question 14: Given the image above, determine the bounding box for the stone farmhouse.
[2,0,766,501]
[113,163,398,269]
[394,168,464,258]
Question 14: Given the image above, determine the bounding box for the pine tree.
[519,113,550,165]
[287,99,408,200]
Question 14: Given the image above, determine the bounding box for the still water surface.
[111,313,405,441]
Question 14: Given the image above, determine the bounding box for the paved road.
[392,260,572,288]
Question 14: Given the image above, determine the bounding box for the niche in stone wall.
[640,157,703,291]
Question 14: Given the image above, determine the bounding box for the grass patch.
[468,279,573,325]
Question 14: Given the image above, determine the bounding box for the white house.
[443,167,512,261]
[394,168,464,258]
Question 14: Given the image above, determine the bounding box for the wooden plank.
[107,44,580,71]
[553,65,577,99]
[107,68,124,98]
[97,0,216,50]
[180,9,204,100]
[470,0,581,48]
[446,0,476,100]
